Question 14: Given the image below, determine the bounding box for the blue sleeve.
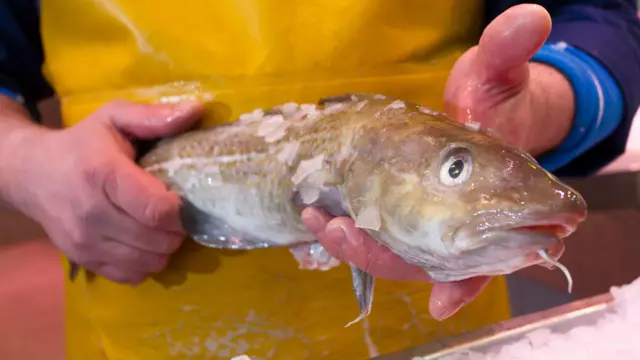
[486,0,640,176]
[0,0,52,120]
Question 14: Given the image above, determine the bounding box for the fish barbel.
[134,94,587,324]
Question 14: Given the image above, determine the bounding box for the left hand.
[301,209,492,321]
[303,4,576,320]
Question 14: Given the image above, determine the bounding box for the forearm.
[544,3,640,175]
[0,95,49,211]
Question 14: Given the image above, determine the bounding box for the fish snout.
[550,182,588,225]
[512,182,587,239]
[520,175,587,229]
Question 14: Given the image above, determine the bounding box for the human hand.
[10,99,203,284]
[444,4,574,156]
[301,208,491,320]
[302,4,576,321]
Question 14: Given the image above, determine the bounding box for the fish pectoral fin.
[293,186,349,218]
[347,170,384,232]
[346,265,376,328]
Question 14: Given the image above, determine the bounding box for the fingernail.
[432,300,466,321]
[301,210,324,234]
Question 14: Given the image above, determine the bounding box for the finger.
[118,228,185,255]
[325,217,431,281]
[96,99,204,140]
[83,238,171,274]
[113,223,185,255]
[88,202,185,254]
[478,4,551,83]
[302,208,430,282]
[301,207,347,257]
[102,156,184,232]
[90,262,147,285]
[301,207,334,237]
[429,276,492,321]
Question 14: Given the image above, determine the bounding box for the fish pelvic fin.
[346,265,375,328]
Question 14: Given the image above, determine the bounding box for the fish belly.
[177,165,311,247]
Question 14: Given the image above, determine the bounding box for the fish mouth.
[447,212,583,269]
[423,212,586,283]
[509,212,583,251]
[511,213,582,238]
[507,223,569,266]
[456,211,582,246]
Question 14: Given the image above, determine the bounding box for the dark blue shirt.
[1,0,639,176]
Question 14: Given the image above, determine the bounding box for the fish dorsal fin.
[461,119,509,143]
[319,93,374,106]
[484,127,508,143]
[318,93,396,107]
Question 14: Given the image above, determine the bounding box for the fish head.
[344,110,587,282]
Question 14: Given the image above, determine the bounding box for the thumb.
[97,99,204,140]
[477,4,551,84]
[103,154,184,232]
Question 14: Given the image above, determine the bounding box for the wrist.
[0,96,52,213]
[525,62,575,156]
[530,42,624,172]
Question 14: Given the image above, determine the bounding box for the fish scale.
[71,93,588,326]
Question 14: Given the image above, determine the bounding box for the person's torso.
[42,0,486,124]
[39,1,512,359]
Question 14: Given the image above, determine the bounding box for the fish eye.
[439,147,472,186]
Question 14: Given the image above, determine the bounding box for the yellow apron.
[39,1,511,359]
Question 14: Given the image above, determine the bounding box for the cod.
[137,93,587,325]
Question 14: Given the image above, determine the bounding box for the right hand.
[13,99,204,284]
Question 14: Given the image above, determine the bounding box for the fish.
[72,93,588,325]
